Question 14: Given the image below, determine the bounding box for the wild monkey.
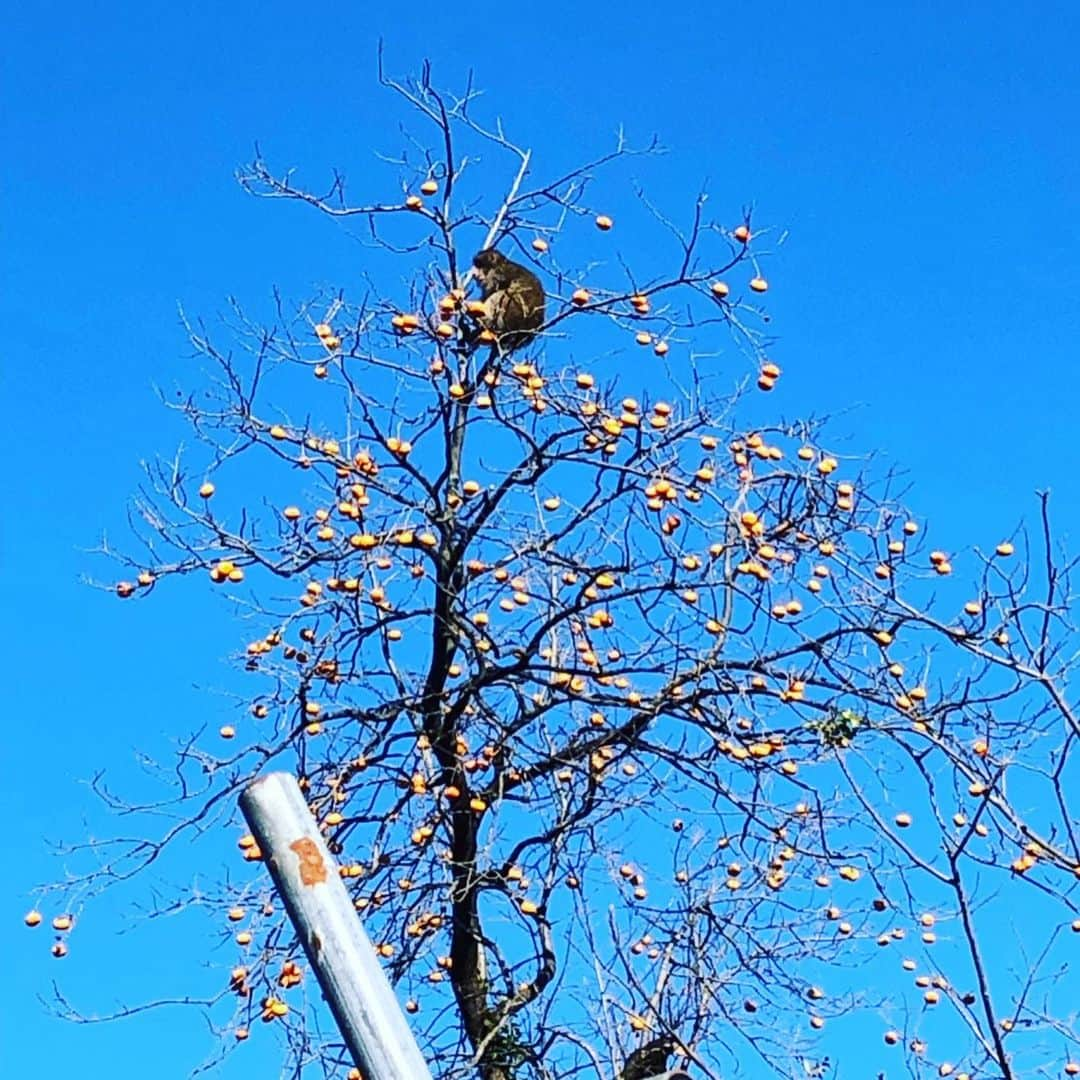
[471,249,545,353]
[619,1035,679,1080]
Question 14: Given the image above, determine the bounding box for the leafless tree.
[33,60,1080,1080]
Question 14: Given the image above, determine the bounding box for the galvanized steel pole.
[240,771,434,1080]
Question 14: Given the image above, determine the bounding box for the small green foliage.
[808,708,866,748]
[482,1009,532,1079]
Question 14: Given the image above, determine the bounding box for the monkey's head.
[472,248,511,293]
[472,248,507,272]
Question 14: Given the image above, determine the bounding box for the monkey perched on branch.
[471,248,545,353]
[619,1035,680,1080]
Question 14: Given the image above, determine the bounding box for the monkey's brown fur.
[619,1035,678,1080]
[471,249,545,353]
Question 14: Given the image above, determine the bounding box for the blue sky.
[4,1,1079,1077]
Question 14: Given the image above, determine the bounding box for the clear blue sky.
[4,1,1079,1077]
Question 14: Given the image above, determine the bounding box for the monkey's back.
[486,269,545,351]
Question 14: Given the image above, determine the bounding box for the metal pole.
[240,771,434,1080]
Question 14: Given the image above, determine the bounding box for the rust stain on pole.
[290,837,328,884]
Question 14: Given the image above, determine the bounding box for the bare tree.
[32,61,1080,1080]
